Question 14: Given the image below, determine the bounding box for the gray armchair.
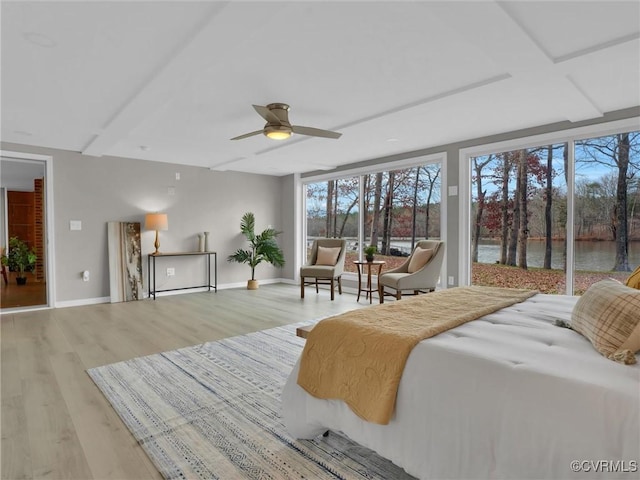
[300,239,347,301]
[378,240,444,303]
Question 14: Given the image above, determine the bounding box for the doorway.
[1,152,53,310]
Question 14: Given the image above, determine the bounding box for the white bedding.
[282,294,640,479]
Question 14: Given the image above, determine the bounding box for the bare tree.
[381,171,396,255]
[516,149,528,269]
[472,155,493,262]
[543,145,553,269]
[424,165,441,240]
[614,133,631,271]
[499,155,512,264]
[411,167,420,250]
[507,197,519,266]
[370,172,383,247]
[325,180,334,237]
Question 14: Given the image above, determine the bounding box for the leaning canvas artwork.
[107,222,143,302]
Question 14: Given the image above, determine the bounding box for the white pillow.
[315,246,341,266]
[407,247,434,273]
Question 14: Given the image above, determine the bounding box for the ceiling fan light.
[266,131,291,140]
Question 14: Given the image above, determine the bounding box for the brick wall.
[34,178,45,282]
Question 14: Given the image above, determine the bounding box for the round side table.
[353,260,385,304]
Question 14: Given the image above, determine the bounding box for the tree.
[471,155,492,262]
[498,154,513,265]
[424,165,441,240]
[325,180,335,237]
[381,171,396,255]
[543,145,553,269]
[614,133,631,271]
[411,167,420,249]
[370,172,383,247]
[516,149,528,269]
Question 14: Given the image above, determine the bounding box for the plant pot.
[247,279,259,290]
[16,276,27,285]
[366,254,375,262]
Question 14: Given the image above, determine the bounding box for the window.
[465,122,639,294]
[471,144,568,293]
[304,157,444,276]
[574,132,640,293]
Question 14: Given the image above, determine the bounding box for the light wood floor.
[1,283,368,480]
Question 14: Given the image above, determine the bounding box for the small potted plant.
[227,212,285,290]
[364,244,377,262]
[4,236,37,285]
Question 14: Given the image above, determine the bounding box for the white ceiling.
[2,1,639,176]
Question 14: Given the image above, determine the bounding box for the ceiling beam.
[429,1,603,122]
[82,2,288,158]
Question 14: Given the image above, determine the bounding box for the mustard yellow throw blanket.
[297,286,537,425]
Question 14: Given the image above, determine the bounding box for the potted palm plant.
[227,212,285,290]
[3,236,37,285]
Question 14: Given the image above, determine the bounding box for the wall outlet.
[448,276,455,286]
[82,270,90,281]
[166,267,175,276]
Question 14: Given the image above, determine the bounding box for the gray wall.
[279,174,297,280]
[1,142,285,304]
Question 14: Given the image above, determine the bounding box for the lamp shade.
[145,213,168,231]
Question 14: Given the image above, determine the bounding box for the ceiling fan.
[231,103,342,141]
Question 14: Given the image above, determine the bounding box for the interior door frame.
[1,149,56,310]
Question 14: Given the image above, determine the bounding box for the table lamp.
[145,213,168,254]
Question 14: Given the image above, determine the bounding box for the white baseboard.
[25,279,327,310]
[0,304,53,314]
[55,296,111,308]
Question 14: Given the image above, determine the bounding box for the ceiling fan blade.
[292,125,342,139]
[230,130,263,141]
[253,105,281,124]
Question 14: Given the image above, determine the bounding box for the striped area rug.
[88,323,415,480]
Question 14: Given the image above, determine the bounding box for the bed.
[282,291,640,479]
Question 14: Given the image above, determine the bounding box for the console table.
[148,251,217,300]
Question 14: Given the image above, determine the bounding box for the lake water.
[476,240,639,271]
[331,238,639,271]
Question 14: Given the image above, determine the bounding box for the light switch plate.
[70,220,82,231]
[448,186,458,196]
